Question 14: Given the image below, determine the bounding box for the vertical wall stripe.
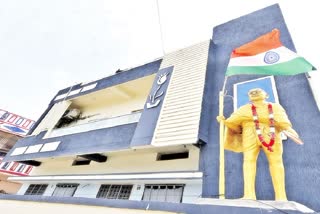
[32,101,71,135]
[152,41,210,146]
[130,67,174,147]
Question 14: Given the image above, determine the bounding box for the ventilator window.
[157,151,189,161]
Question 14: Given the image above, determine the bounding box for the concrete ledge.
[196,198,314,213]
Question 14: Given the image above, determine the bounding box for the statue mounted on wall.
[217,88,303,200]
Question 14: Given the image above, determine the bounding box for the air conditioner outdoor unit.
[63,109,81,120]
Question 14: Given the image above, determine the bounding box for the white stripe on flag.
[229,46,298,67]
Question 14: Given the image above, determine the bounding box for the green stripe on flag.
[226,57,314,76]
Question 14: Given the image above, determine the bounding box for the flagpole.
[219,76,228,199]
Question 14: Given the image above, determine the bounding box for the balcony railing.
[46,112,141,139]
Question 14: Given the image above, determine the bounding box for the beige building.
[5,41,208,203]
[0,109,35,194]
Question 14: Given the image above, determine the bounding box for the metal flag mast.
[218,76,228,199]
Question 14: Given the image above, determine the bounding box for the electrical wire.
[156,0,165,55]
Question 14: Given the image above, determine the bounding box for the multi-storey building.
[4,41,207,202]
[1,4,319,213]
[0,109,35,194]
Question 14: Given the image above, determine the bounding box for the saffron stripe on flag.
[231,29,282,58]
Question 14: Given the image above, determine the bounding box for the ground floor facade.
[13,171,202,203]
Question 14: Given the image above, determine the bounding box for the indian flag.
[226,29,316,76]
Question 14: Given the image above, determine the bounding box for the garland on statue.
[251,103,275,152]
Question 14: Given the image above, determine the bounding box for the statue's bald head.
[248,88,269,101]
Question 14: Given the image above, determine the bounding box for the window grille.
[142,184,184,203]
[52,183,78,197]
[17,164,26,172]
[1,162,10,169]
[9,162,19,171]
[24,165,33,174]
[24,184,48,195]
[96,185,132,200]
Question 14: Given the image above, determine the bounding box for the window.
[17,164,26,172]
[0,111,9,120]
[1,162,10,169]
[142,184,184,203]
[24,184,48,195]
[52,183,78,197]
[72,159,91,166]
[96,185,133,200]
[24,165,33,174]
[9,162,19,171]
[157,152,189,161]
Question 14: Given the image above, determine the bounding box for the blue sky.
[0,0,318,120]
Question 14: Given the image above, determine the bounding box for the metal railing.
[47,112,141,138]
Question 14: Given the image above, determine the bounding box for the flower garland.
[251,103,275,152]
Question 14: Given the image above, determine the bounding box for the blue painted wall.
[10,59,162,161]
[4,123,137,162]
[28,59,162,135]
[200,4,320,211]
[0,194,303,214]
[199,41,219,197]
[198,44,214,144]
[131,66,174,147]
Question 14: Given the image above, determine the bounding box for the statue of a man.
[217,88,302,200]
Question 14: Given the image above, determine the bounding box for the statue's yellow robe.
[224,103,292,152]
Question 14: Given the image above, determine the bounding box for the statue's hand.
[286,128,299,137]
[283,128,304,145]
[216,115,226,123]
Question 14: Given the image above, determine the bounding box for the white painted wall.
[129,184,145,201]
[16,183,29,195]
[17,180,202,204]
[43,183,58,196]
[182,183,202,203]
[16,182,60,196]
[73,183,101,198]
